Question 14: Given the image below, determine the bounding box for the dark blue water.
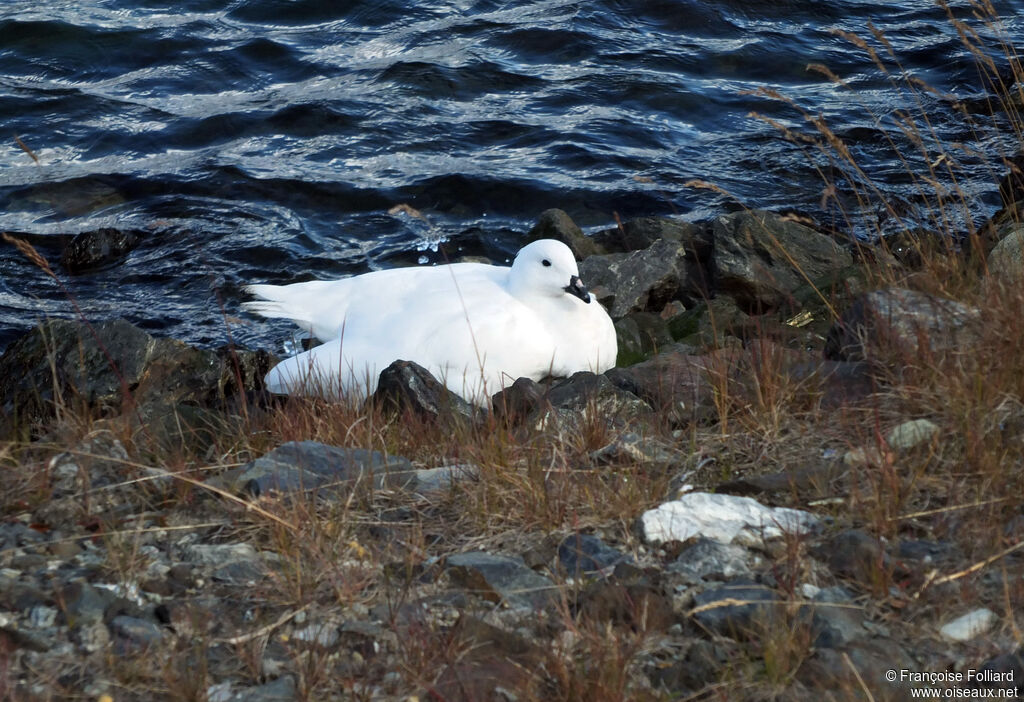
[1,0,1021,352]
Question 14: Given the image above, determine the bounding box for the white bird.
[242,239,617,405]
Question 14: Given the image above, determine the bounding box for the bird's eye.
[541,259,551,267]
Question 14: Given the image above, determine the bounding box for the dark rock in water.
[527,208,602,258]
[446,551,556,609]
[606,351,718,424]
[372,359,479,423]
[824,287,981,365]
[60,228,142,274]
[691,580,781,636]
[0,319,272,438]
[592,216,713,261]
[215,440,416,497]
[711,210,853,311]
[557,533,633,577]
[579,238,693,319]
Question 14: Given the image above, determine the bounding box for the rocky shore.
[2,178,1024,700]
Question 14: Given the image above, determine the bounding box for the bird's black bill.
[564,275,591,303]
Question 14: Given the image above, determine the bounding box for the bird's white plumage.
[243,239,617,405]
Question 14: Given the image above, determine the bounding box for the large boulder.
[526,208,602,259]
[580,238,696,319]
[592,216,712,260]
[824,287,981,365]
[712,210,852,311]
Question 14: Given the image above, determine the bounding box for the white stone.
[939,608,996,642]
[640,492,820,547]
[886,419,939,450]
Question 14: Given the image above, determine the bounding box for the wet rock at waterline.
[711,210,853,311]
[0,319,273,439]
[60,228,143,274]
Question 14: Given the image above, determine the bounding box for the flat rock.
[213,440,415,497]
[939,608,996,642]
[556,534,633,578]
[446,551,556,609]
[641,492,820,547]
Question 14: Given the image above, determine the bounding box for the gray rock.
[579,238,691,319]
[527,208,602,258]
[592,216,713,260]
[813,529,889,586]
[666,297,752,347]
[373,359,480,423]
[798,639,915,699]
[292,621,341,648]
[215,440,416,497]
[109,614,163,650]
[60,228,142,274]
[411,463,479,494]
[669,537,757,581]
[886,418,940,450]
[824,287,981,364]
[556,534,633,577]
[805,586,865,649]
[605,351,717,424]
[493,372,651,428]
[692,581,781,635]
[446,551,556,609]
[988,224,1024,283]
[589,432,680,465]
[712,210,853,311]
[613,311,674,364]
[222,675,297,702]
[60,582,116,627]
